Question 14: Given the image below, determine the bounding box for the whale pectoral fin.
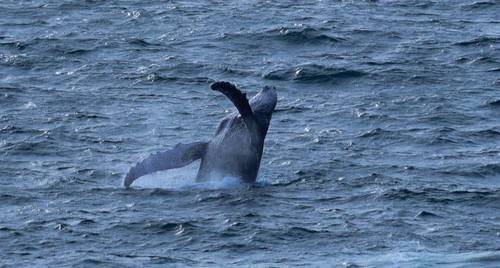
[123,142,207,188]
[211,82,253,118]
[210,81,259,134]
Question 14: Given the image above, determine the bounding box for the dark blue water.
[1,0,500,267]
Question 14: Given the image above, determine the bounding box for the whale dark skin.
[123,81,277,188]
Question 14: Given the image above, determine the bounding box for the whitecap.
[22,102,37,109]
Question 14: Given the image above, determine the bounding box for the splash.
[127,165,245,190]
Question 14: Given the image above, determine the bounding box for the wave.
[381,187,500,203]
[467,128,500,139]
[356,128,413,143]
[109,253,196,265]
[357,250,500,267]
[0,193,35,205]
[0,125,46,135]
[127,38,163,48]
[120,62,214,84]
[440,163,500,178]
[0,53,31,68]
[487,99,500,107]
[358,128,396,138]
[455,36,500,47]
[63,48,96,55]
[461,1,498,10]
[122,73,213,84]
[223,26,345,45]
[65,111,110,120]
[0,40,27,50]
[266,26,346,44]
[263,64,366,83]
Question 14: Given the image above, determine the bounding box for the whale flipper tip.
[210,81,238,92]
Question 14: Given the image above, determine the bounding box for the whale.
[123,81,277,188]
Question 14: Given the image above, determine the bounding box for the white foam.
[190,176,244,190]
[129,165,245,190]
[22,101,37,109]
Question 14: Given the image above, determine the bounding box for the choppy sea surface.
[1,0,500,267]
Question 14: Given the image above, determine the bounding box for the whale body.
[123,81,277,188]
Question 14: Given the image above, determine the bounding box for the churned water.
[1,0,500,267]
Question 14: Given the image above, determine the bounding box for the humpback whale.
[123,81,277,188]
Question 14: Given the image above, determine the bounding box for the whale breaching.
[124,81,277,188]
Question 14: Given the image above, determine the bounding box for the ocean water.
[1,0,500,267]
